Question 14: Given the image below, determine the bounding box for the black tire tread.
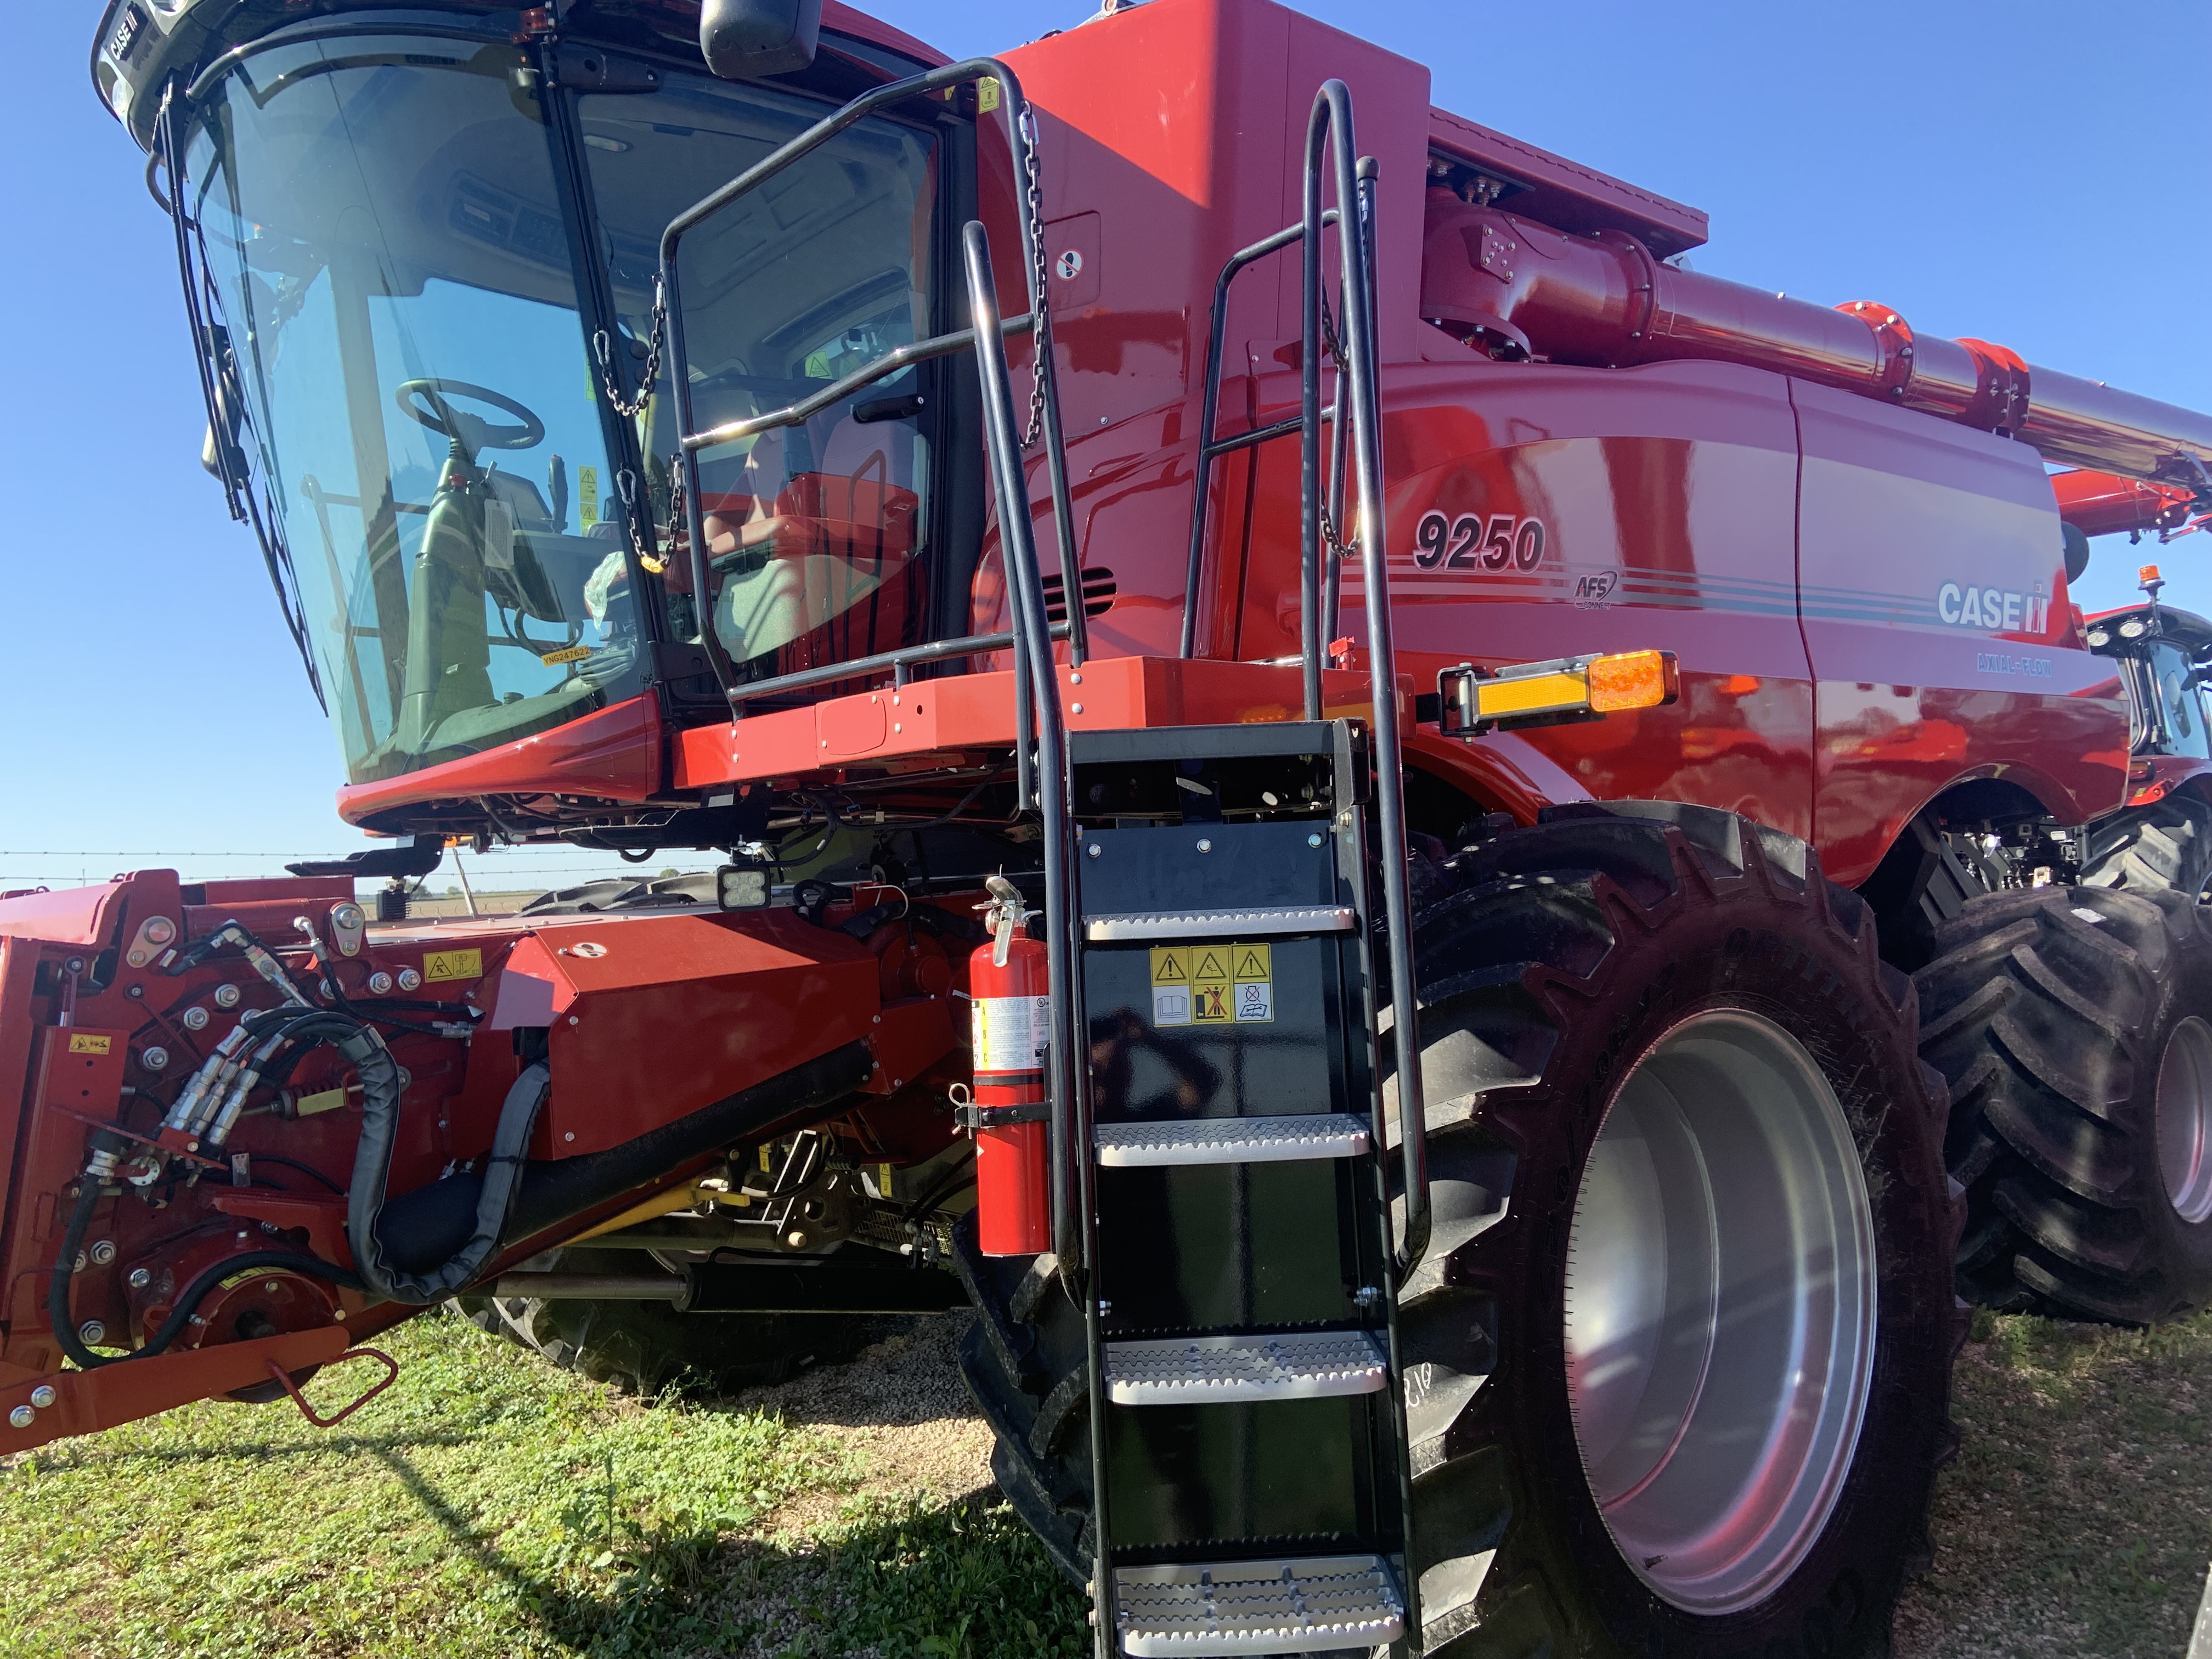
[1915,863,2212,1325]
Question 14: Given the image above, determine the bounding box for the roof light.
[2119,619,2148,638]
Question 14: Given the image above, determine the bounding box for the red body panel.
[336,695,662,831]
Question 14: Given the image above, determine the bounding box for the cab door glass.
[575,72,936,685]
[2151,642,2211,758]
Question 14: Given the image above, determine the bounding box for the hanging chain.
[1016,106,1051,450]
[594,272,666,420]
[1316,286,1353,559]
[662,463,686,573]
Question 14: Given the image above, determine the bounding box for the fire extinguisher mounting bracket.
[956,1099,1049,1130]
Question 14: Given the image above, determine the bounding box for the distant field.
[2,1305,2205,1658]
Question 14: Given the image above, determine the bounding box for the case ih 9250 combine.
[10,0,2211,1651]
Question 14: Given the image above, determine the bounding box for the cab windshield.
[187,30,944,781]
[189,34,647,784]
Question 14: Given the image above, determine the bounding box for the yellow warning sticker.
[1149,947,1189,985]
[295,1087,347,1117]
[1232,940,1273,1023]
[978,76,1001,112]
[540,644,592,667]
[579,464,600,528]
[66,1034,112,1055]
[422,948,483,983]
[1190,980,1232,1023]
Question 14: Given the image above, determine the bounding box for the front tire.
[452,1247,873,1396]
[1397,803,1963,1657]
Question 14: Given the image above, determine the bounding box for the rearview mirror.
[699,0,822,80]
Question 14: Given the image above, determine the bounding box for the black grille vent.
[1042,566,1116,624]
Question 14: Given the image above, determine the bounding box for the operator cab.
[99,1,955,795]
[2084,603,2212,760]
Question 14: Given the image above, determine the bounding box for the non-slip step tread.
[1094,1113,1370,1167]
[1114,1554,1405,1656]
[1084,905,1357,942]
[1105,1330,1387,1405]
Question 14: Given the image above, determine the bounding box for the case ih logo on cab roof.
[1937,582,2049,633]
[106,4,147,64]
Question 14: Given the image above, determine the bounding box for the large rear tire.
[958,803,1964,1657]
[452,1248,874,1396]
[1393,803,1962,1656]
[1916,876,2212,1322]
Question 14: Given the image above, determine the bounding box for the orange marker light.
[1587,650,1680,713]
[2141,564,2163,585]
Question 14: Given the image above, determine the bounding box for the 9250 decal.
[1412,510,1548,571]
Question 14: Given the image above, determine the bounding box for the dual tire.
[1916,795,2212,1323]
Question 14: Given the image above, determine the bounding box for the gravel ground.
[751,1307,2212,1657]
[733,1316,997,1538]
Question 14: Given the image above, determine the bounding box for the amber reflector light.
[1587,650,1680,713]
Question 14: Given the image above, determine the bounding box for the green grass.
[9,1306,2207,1658]
[0,1314,1087,1659]
[1897,1306,2212,1657]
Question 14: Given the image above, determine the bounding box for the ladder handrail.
[960,223,1085,1276]
[1303,83,1430,1281]
[1177,208,1339,661]
[962,221,1115,1659]
[656,57,1086,709]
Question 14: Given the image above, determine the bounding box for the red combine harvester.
[16,0,2211,1651]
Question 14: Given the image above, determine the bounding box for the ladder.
[669,55,1430,1656]
[961,82,1432,1657]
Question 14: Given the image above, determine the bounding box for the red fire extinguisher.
[962,875,1052,1255]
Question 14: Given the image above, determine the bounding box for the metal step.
[1105,1330,1387,1405]
[1114,1555,1406,1656]
[1094,1113,1370,1168]
[1084,904,1356,942]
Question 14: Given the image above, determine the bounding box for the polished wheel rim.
[2155,1015,2212,1225]
[1564,1009,1878,1615]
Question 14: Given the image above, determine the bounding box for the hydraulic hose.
[346,1059,550,1305]
[47,1165,363,1373]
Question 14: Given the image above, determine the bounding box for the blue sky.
[3,0,2205,890]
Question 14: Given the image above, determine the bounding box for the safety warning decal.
[66,1033,113,1055]
[423,948,483,983]
[1231,942,1273,1023]
[1150,943,1272,1026]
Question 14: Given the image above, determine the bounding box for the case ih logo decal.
[1937,582,2049,633]
[1412,511,1548,571]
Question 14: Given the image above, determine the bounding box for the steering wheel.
[395,379,545,456]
